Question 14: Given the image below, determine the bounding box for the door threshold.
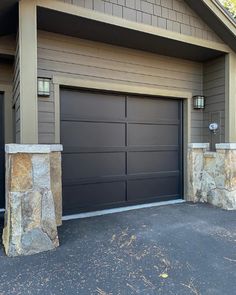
[62,199,186,221]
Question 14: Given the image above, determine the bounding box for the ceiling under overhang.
[37,7,224,62]
[0,0,18,36]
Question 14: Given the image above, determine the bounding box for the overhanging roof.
[185,0,236,52]
[1,0,236,58]
[37,6,225,62]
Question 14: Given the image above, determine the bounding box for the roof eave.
[213,0,236,28]
[185,0,236,53]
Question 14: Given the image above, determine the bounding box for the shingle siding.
[56,0,223,43]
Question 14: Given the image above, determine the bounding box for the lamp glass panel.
[44,80,50,93]
[194,96,205,109]
[38,78,50,96]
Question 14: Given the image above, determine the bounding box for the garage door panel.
[63,181,126,214]
[61,89,183,214]
[127,176,180,202]
[0,94,4,208]
[0,175,4,208]
[61,121,126,148]
[62,152,126,180]
[128,151,179,174]
[61,90,126,120]
[128,124,179,146]
[127,96,179,121]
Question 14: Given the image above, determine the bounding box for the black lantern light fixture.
[193,95,205,109]
[38,78,51,97]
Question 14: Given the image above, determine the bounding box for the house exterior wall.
[37,30,204,144]
[56,0,223,43]
[203,56,225,146]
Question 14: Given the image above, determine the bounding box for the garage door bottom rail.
[62,194,182,215]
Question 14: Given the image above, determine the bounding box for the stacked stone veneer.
[2,144,63,257]
[188,143,236,210]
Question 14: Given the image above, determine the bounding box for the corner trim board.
[225,52,236,142]
[19,0,38,144]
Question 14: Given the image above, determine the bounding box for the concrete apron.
[2,144,63,257]
[188,143,236,210]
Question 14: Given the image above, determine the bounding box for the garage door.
[0,93,4,209]
[61,89,183,215]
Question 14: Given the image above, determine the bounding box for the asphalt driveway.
[0,203,235,295]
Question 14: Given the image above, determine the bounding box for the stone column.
[210,143,236,210]
[187,143,209,202]
[188,143,236,210]
[2,144,63,257]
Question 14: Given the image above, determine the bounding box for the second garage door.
[61,89,183,215]
[0,94,4,209]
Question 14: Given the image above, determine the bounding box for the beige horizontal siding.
[56,0,222,43]
[38,89,55,144]
[37,30,203,143]
[203,56,225,147]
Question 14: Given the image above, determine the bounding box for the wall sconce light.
[38,78,51,97]
[193,95,205,110]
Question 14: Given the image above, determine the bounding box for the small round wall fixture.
[193,95,205,109]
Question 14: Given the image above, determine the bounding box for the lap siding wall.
[203,56,225,146]
[37,30,204,144]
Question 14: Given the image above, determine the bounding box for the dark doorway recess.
[0,93,5,209]
[60,89,183,215]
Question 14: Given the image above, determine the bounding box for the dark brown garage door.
[61,89,183,215]
[0,93,4,209]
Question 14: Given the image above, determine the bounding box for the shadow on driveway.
[0,203,236,295]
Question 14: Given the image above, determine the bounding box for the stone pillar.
[2,144,63,257]
[188,143,236,210]
[187,143,209,202]
[210,144,236,210]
